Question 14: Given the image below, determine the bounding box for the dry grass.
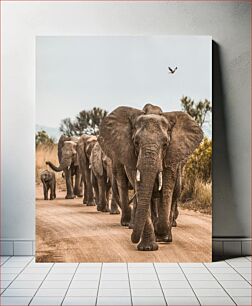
[36,144,65,189]
[179,179,212,214]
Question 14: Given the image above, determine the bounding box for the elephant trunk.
[46,159,70,172]
[131,148,160,244]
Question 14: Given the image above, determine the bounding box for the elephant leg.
[129,197,137,229]
[42,181,48,200]
[92,174,100,209]
[65,169,75,199]
[113,163,131,226]
[137,210,158,251]
[98,177,110,212]
[155,167,177,243]
[49,182,54,200]
[52,180,56,199]
[85,168,95,206]
[74,168,83,197]
[83,179,88,204]
[171,169,181,227]
[110,174,121,215]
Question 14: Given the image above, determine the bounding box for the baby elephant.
[40,170,56,200]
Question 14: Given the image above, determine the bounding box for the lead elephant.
[90,142,120,214]
[98,103,203,251]
[46,135,83,199]
[77,135,97,205]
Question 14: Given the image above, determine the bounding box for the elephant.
[90,142,120,214]
[40,170,56,200]
[98,103,203,251]
[76,134,97,205]
[46,135,83,199]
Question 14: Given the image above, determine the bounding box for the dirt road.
[36,188,212,262]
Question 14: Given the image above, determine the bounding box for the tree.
[35,130,55,147]
[181,96,212,127]
[59,107,108,136]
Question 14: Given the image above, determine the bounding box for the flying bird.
[168,66,178,74]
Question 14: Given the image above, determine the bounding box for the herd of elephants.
[40,103,203,251]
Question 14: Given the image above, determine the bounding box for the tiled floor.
[0,257,251,305]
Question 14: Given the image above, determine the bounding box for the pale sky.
[36,36,212,135]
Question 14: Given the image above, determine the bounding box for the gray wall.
[1,2,250,243]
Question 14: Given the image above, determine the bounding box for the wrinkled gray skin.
[40,170,56,200]
[90,142,120,214]
[46,135,82,199]
[77,135,97,205]
[99,103,203,251]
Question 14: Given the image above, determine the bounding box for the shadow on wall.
[212,41,245,260]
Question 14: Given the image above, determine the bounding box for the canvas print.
[36,36,212,262]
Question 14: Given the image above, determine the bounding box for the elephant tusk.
[136,169,141,182]
[158,172,163,191]
[89,164,92,169]
[67,166,70,170]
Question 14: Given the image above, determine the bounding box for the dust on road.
[36,188,212,262]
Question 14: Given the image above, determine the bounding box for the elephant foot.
[101,206,110,213]
[65,194,75,199]
[128,222,134,229]
[76,194,83,198]
[137,240,158,251]
[156,232,172,243]
[110,208,120,215]
[121,215,131,226]
[97,205,102,211]
[172,220,177,227]
[87,202,96,206]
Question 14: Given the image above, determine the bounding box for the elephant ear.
[163,111,203,167]
[91,143,103,176]
[99,107,143,169]
[58,135,71,162]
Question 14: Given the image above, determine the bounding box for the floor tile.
[62,296,96,305]
[40,280,71,288]
[228,261,252,268]
[45,273,73,281]
[8,256,33,262]
[67,288,97,296]
[129,273,157,281]
[78,263,102,267]
[2,288,37,296]
[160,280,191,288]
[219,280,252,288]
[132,296,165,305]
[158,273,186,281]
[154,263,179,268]
[16,273,46,281]
[74,274,100,281]
[232,296,252,305]
[241,273,252,283]
[1,274,17,281]
[198,296,235,305]
[194,288,228,297]
[0,256,10,264]
[214,273,245,281]
[128,263,153,268]
[208,267,236,274]
[130,280,160,289]
[0,296,32,305]
[76,267,101,273]
[50,267,77,274]
[180,263,205,268]
[99,281,129,289]
[234,267,251,274]
[225,288,252,296]
[35,287,67,296]
[8,280,42,289]
[163,288,195,296]
[103,263,126,267]
[128,268,155,274]
[182,267,209,274]
[189,280,221,288]
[204,261,230,267]
[1,267,24,274]
[2,261,28,268]
[30,296,64,305]
[0,280,12,289]
[131,288,163,297]
[98,288,130,297]
[27,262,53,268]
[101,274,128,281]
[22,267,50,274]
[156,267,182,274]
[97,296,132,305]
[226,257,250,263]
[246,256,252,261]
[185,273,215,281]
[165,296,200,305]
[53,263,78,268]
[70,280,99,288]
